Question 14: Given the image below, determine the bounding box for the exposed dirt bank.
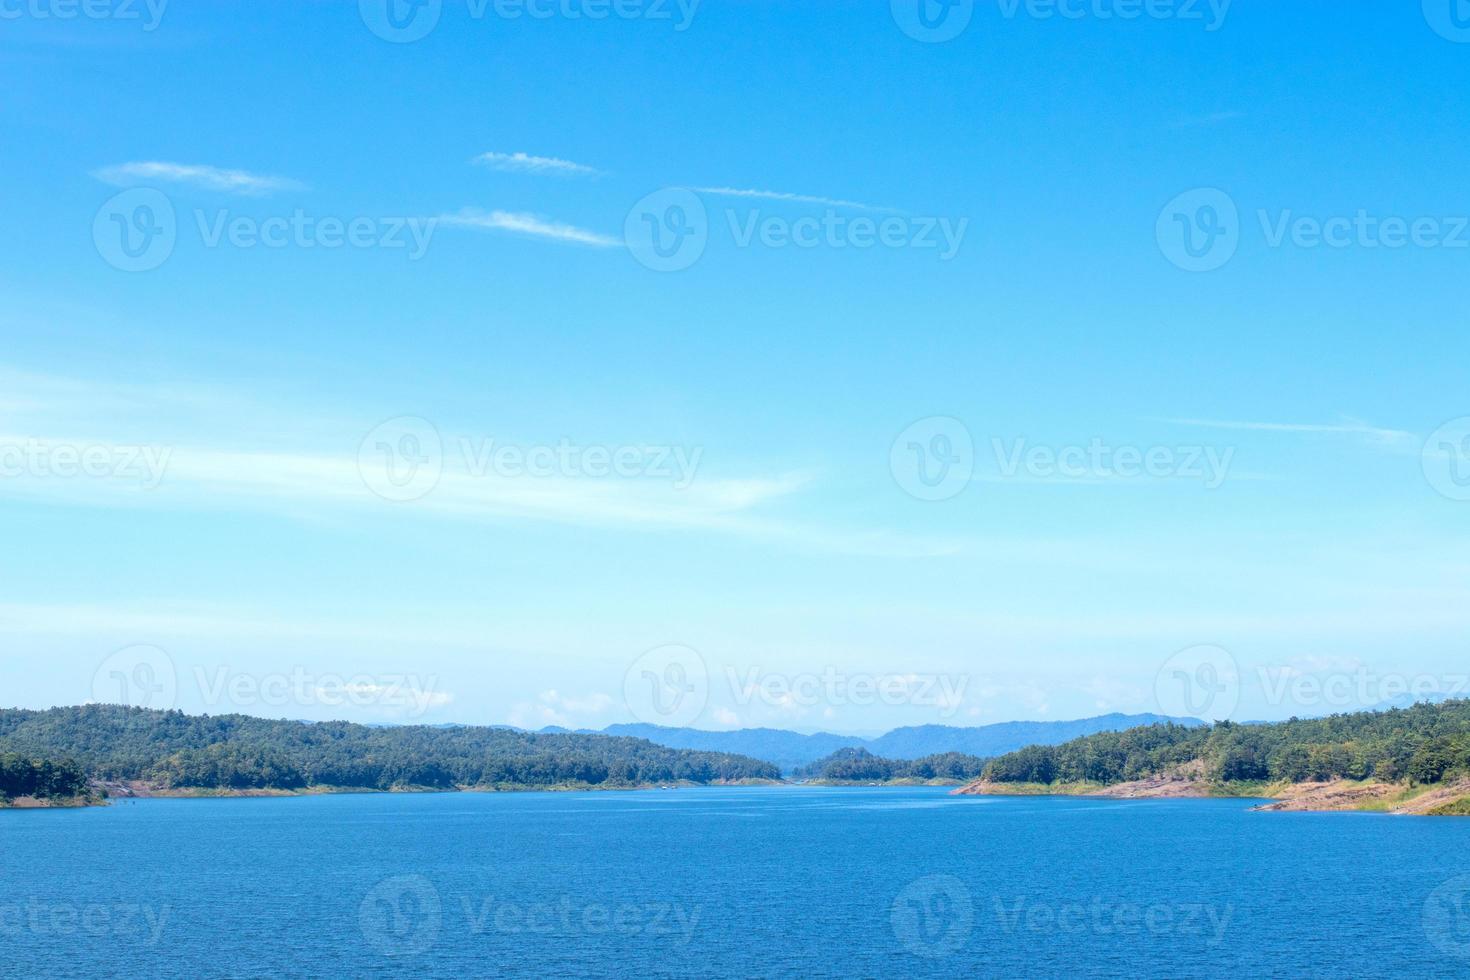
[954,767,1470,816]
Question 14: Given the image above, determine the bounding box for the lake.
[5,786,1470,977]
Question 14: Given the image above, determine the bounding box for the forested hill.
[0,705,780,793]
[978,699,1470,788]
[791,747,987,784]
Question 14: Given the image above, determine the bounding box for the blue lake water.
[5,786,1470,977]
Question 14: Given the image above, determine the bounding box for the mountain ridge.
[543,712,1202,772]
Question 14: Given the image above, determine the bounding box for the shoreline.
[0,794,105,810]
[6,778,964,808]
[104,777,959,800]
[952,773,1470,816]
[31,775,1470,814]
[798,777,967,788]
[91,776,787,802]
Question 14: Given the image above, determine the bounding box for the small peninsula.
[955,700,1470,815]
[0,751,103,808]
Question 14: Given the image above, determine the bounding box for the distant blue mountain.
[547,713,1201,773]
[865,714,1200,760]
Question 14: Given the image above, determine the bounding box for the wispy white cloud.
[1159,417,1415,446]
[178,447,812,530]
[438,209,620,247]
[1078,675,1147,712]
[0,369,804,531]
[93,161,304,195]
[0,600,461,643]
[0,428,968,557]
[334,683,454,712]
[507,689,614,729]
[473,151,601,177]
[691,186,900,213]
[970,471,1278,487]
[0,370,970,558]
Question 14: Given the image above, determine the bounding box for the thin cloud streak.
[0,431,965,557]
[0,372,965,558]
[0,601,519,648]
[473,151,602,177]
[438,209,620,247]
[93,161,304,195]
[691,186,900,213]
[1159,417,1414,445]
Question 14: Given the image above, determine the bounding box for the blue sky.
[2,1,1469,731]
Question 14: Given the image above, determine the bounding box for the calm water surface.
[5,786,1470,977]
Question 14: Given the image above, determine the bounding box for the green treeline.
[0,705,781,792]
[0,752,90,801]
[982,699,1470,787]
[792,747,988,782]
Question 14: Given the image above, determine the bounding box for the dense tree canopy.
[0,752,89,801]
[981,700,1470,787]
[792,747,988,782]
[0,705,781,792]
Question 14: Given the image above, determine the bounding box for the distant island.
[957,699,1470,815]
[0,705,780,805]
[791,747,987,785]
